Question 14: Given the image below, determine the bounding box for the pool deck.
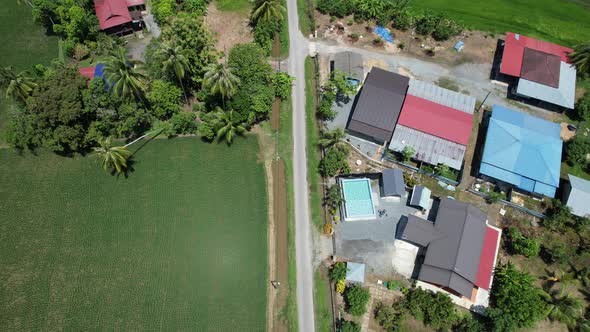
[335,179,420,277]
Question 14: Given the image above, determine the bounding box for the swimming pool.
[341,178,376,221]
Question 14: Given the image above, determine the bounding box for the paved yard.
[335,185,420,278]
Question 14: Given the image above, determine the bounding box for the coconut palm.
[541,268,576,291]
[203,63,240,103]
[93,137,132,174]
[251,0,286,24]
[102,47,147,101]
[544,290,584,329]
[212,108,245,145]
[570,43,590,75]
[156,43,190,103]
[319,128,349,152]
[0,66,37,103]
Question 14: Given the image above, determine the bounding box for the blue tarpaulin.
[94,63,105,78]
[479,105,562,197]
[373,25,394,43]
[454,41,464,52]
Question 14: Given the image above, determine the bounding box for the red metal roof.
[397,95,473,146]
[474,227,500,290]
[499,32,573,77]
[79,66,96,79]
[125,0,145,7]
[94,0,132,30]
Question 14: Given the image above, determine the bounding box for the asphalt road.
[285,0,315,331]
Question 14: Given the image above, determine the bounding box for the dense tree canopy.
[227,43,276,124]
[7,65,89,152]
[403,288,458,330]
[344,285,371,316]
[488,262,547,331]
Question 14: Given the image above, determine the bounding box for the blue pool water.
[341,178,376,220]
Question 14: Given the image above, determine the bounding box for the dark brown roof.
[347,67,409,142]
[520,48,561,88]
[401,198,488,298]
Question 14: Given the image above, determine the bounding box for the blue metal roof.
[479,105,562,197]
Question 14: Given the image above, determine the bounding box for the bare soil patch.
[315,12,498,65]
[272,159,288,332]
[205,3,253,54]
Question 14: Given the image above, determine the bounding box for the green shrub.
[331,261,347,281]
[147,80,182,120]
[340,320,361,332]
[374,301,406,331]
[566,135,590,166]
[153,0,176,23]
[272,72,294,100]
[506,227,540,257]
[316,0,354,17]
[170,112,198,135]
[574,92,590,122]
[392,10,414,30]
[345,285,371,316]
[319,149,351,177]
[401,146,414,162]
[403,288,458,330]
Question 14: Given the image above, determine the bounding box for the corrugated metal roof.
[347,67,409,142]
[346,262,366,283]
[397,95,473,145]
[520,48,561,88]
[389,125,466,170]
[516,61,576,109]
[333,52,364,81]
[407,79,476,114]
[499,32,573,77]
[382,168,405,197]
[410,185,431,210]
[567,175,590,217]
[475,227,500,290]
[94,0,132,30]
[480,105,562,197]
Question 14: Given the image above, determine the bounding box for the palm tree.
[212,108,245,145]
[541,268,576,291]
[570,43,590,75]
[0,66,37,103]
[319,128,349,152]
[156,43,190,104]
[251,0,286,24]
[544,290,584,329]
[93,137,132,174]
[203,63,240,110]
[102,47,147,102]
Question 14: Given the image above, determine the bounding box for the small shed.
[410,185,431,211]
[345,262,366,283]
[382,168,406,199]
[565,174,590,218]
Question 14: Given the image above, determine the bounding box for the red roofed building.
[397,95,472,146]
[389,79,476,171]
[500,32,572,77]
[474,227,501,290]
[496,32,576,110]
[94,0,145,35]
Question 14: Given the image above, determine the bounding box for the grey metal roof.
[346,262,366,283]
[567,174,590,217]
[407,79,476,114]
[400,215,441,246]
[333,52,364,81]
[347,67,409,143]
[389,125,466,170]
[410,185,431,210]
[417,198,488,298]
[382,168,405,197]
[516,61,576,109]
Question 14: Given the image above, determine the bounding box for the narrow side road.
[285,0,315,331]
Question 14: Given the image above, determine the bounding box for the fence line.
[467,189,546,219]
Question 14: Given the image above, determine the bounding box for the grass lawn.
[215,0,251,12]
[410,0,590,46]
[0,137,267,330]
[0,1,59,70]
